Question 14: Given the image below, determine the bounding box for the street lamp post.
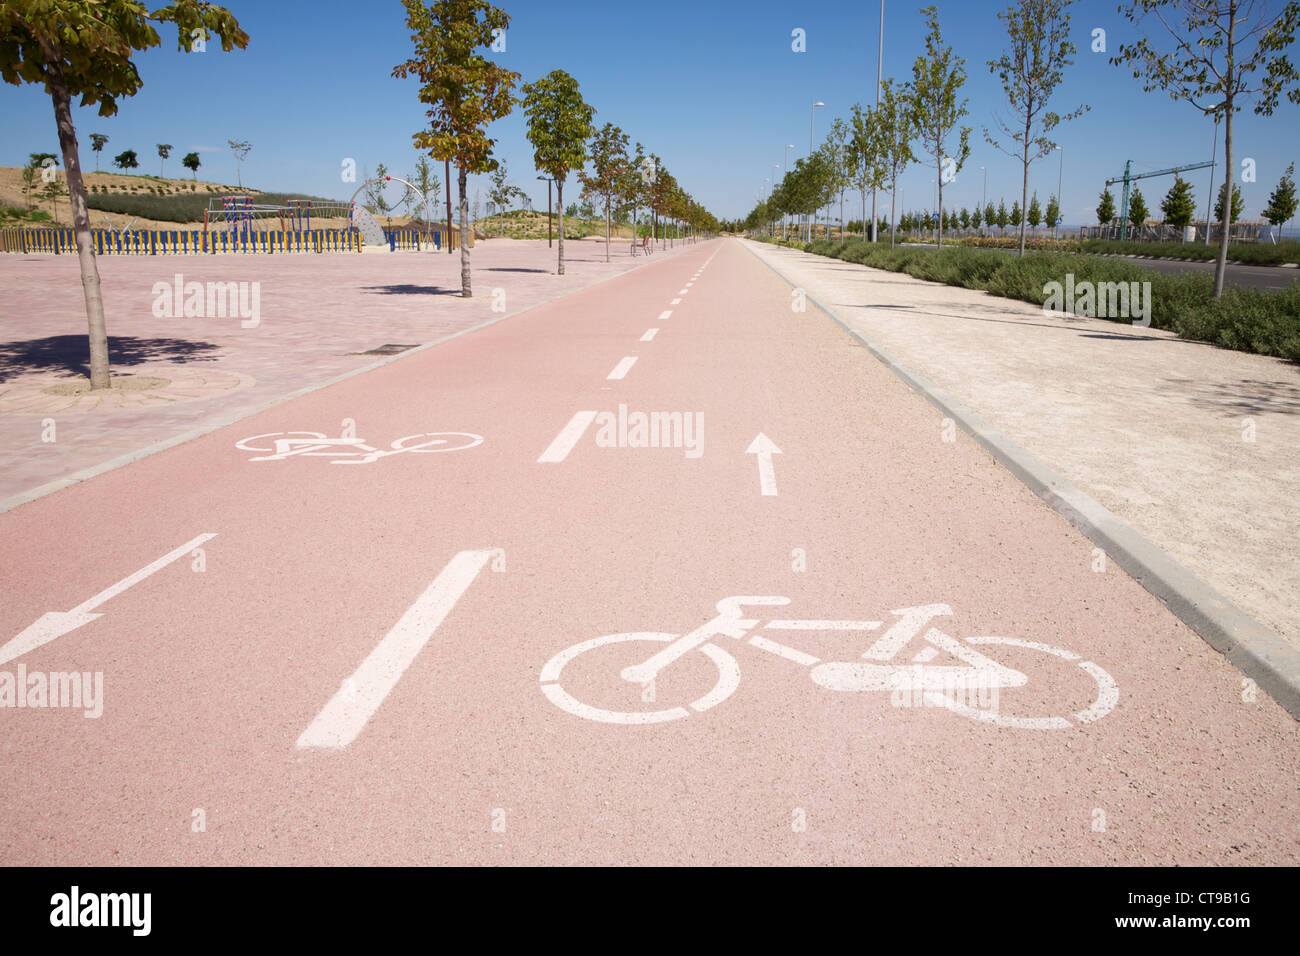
[808,101,824,241]
[771,164,780,237]
[1054,146,1063,239]
[783,144,794,238]
[537,175,553,247]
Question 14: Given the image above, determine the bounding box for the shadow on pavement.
[361,284,461,296]
[1174,378,1300,415]
[0,335,222,383]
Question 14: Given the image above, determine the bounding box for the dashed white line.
[640,328,659,341]
[538,410,598,463]
[670,298,681,305]
[607,356,638,380]
[678,289,689,295]
[659,309,673,319]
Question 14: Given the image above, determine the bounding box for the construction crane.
[1105,159,1214,240]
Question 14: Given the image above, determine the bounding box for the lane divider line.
[538,410,598,463]
[607,356,638,380]
[296,549,496,749]
[641,329,659,341]
[659,309,673,319]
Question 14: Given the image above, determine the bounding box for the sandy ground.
[744,239,1300,650]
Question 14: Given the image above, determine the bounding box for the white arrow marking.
[0,533,217,667]
[746,433,782,496]
[297,549,495,749]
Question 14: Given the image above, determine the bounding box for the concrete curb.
[740,238,1300,721]
[0,241,708,515]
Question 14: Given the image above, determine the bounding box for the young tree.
[959,206,971,231]
[0,1,247,389]
[578,121,629,260]
[848,101,889,242]
[89,133,108,171]
[21,152,56,208]
[1262,163,1297,230]
[1161,175,1197,238]
[620,141,649,246]
[521,69,595,275]
[41,176,68,224]
[1128,186,1149,231]
[227,139,251,187]
[182,151,201,181]
[996,198,1009,234]
[393,0,520,297]
[1213,181,1244,224]
[1097,186,1116,224]
[113,149,139,171]
[1027,192,1042,234]
[1112,0,1300,295]
[985,200,997,235]
[822,116,851,240]
[1045,193,1060,235]
[407,154,442,238]
[157,143,172,177]
[1009,199,1022,235]
[971,203,982,233]
[986,0,1087,255]
[876,78,917,248]
[487,157,525,235]
[910,6,971,249]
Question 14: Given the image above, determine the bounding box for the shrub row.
[784,237,1300,361]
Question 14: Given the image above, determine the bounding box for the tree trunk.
[1018,120,1030,256]
[458,164,471,297]
[605,195,610,262]
[556,179,565,275]
[936,153,944,250]
[1213,2,1236,298]
[48,61,110,390]
[889,174,898,249]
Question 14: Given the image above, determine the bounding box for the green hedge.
[1076,238,1300,266]
[792,238,1300,361]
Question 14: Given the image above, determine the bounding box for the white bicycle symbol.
[540,597,1118,730]
[236,431,483,464]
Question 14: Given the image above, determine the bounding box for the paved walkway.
[744,239,1300,649]
[0,237,695,507]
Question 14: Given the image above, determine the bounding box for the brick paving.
[0,236,696,505]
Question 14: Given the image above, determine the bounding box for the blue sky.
[2,0,1298,226]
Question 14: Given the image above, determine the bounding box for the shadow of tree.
[0,335,222,383]
[1169,377,1300,415]
[361,284,460,296]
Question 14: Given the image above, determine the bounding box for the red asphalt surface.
[1,238,1296,865]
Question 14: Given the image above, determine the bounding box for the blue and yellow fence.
[0,227,365,255]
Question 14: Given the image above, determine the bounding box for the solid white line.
[607,356,637,380]
[537,410,597,462]
[748,635,820,667]
[297,549,494,749]
[640,328,659,341]
[72,533,218,614]
[659,310,673,319]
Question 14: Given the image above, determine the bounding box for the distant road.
[901,241,1298,292]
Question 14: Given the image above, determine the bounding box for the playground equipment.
[203,195,354,236]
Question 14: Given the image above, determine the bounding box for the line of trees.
[743,0,1299,296]
[394,0,719,294]
[1093,164,1297,234]
[88,134,202,180]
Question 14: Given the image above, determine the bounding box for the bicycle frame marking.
[237,431,483,464]
[540,596,1120,729]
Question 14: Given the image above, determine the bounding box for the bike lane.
[0,238,1295,865]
